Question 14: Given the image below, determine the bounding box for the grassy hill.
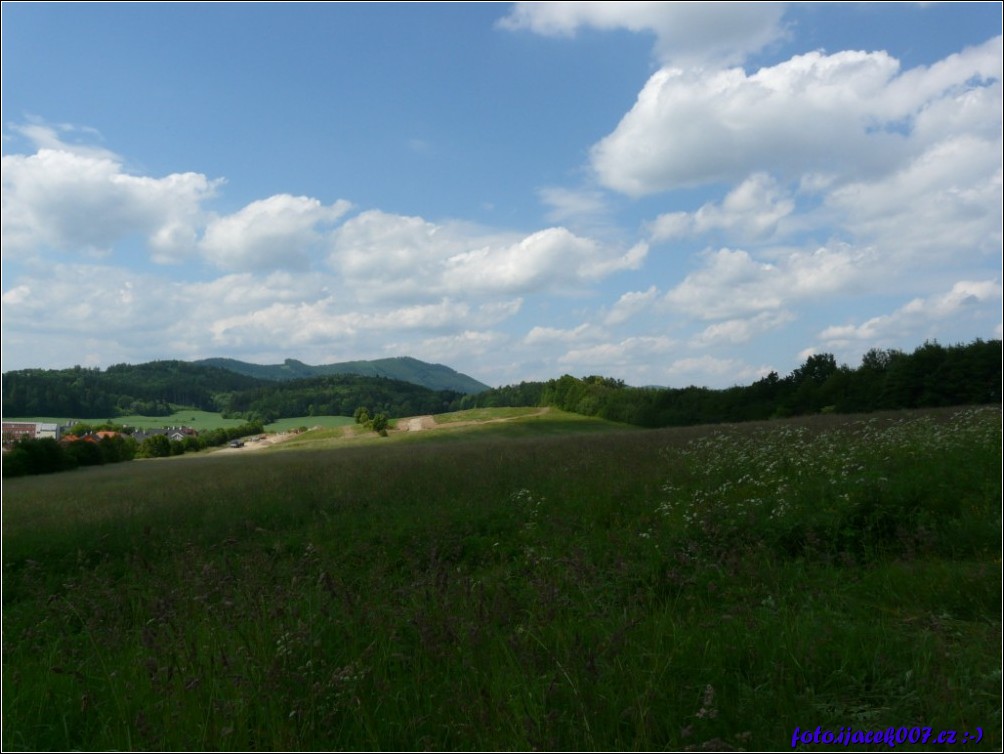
[195,355,491,394]
[2,406,999,750]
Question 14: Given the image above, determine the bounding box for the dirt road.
[399,407,549,432]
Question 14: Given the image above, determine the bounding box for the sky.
[2,2,1001,389]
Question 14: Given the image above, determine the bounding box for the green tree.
[139,434,171,458]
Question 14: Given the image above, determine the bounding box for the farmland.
[2,406,1000,751]
[2,411,357,434]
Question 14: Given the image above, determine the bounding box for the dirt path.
[399,407,550,432]
[215,408,551,451]
[214,431,300,453]
[404,416,438,431]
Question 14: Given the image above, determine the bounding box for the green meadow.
[2,406,1000,751]
[3,411,356,433]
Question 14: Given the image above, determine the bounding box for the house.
[166,427,198,442]
[132,426,198,444]
[59,433,99,445]
[2,422,61,450]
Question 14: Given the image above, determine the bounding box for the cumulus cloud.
[649,173,795,242]
[499,1,787,68]
[560,335,675,368]
[199,194,352,271]
[206,297,489,351]
[824,135,1003,262]
[663,244,870,321]
[819,280,1002,346]
[664,354,770,386]
[1,146,219,259]
[591,37,1001,196]
[330,210,647,299]
[693,310,795,346]
[0,262,195,367]
[1,122,358,270]
[604,285,659,326]
[401,330,511,366]
[446,229,647,294]
[524,322,593,346]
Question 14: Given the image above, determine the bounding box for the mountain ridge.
[192,356,491,394]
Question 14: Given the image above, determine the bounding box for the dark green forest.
[1,361,262,417]
[194,355,490,394]
[0,362,461,421]
[2,339,1000,427]
[216,374,464,422]
[459,339,1002,426]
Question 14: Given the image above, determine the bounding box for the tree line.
[457,339,1001,427]
[3,339,998,430]
[217,374,462,423]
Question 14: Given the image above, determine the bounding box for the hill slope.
[1,361,470,420]
[194,356,490,394]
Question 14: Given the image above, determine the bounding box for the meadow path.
[400,407,550,432]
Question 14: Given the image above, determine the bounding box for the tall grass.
[2,407,1000,751]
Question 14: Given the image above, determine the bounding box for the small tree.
[354,406,371,425]
[371,413,389,435]
[139,434,171,458]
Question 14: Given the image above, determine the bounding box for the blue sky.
[2,2,1001,388]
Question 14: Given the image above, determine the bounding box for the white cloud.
[591,38,1002,196]
[445,229,647,295]
[499,1,787,68]
[560,335,675,368]
[663,248,781,320]
[0,262,192,367]
[1,122,357,271]
[664,244,874,321]
[199,194,352,271]
[664,354,770,386]
[819,279,1003,346]
[824,135,1003,262]
[649,172,795,242]
[538,186,610,225]
[207,297,475,351]
[1,147,219,259]
[524,322,593,346]
[11,121,119,162]
[604,285,659,325]
[693,310,795,346]
[402,330,511,366]
[330,210,647,299]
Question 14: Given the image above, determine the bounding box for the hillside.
[194,356,490,394]
[0,361,467,420]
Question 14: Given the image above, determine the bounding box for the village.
[1,420,203,453]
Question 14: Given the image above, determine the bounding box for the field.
[2,406,1000,751]
[3,411,356,433]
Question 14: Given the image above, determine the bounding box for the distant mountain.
[194,356,491,394]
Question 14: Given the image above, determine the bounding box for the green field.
[2,406,1000,751]
[264,415,355,432]
[3,411,355,433]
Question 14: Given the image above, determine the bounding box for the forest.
[0,362,460,422]
[2,339,1000,428]
[458,339,1002,427]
